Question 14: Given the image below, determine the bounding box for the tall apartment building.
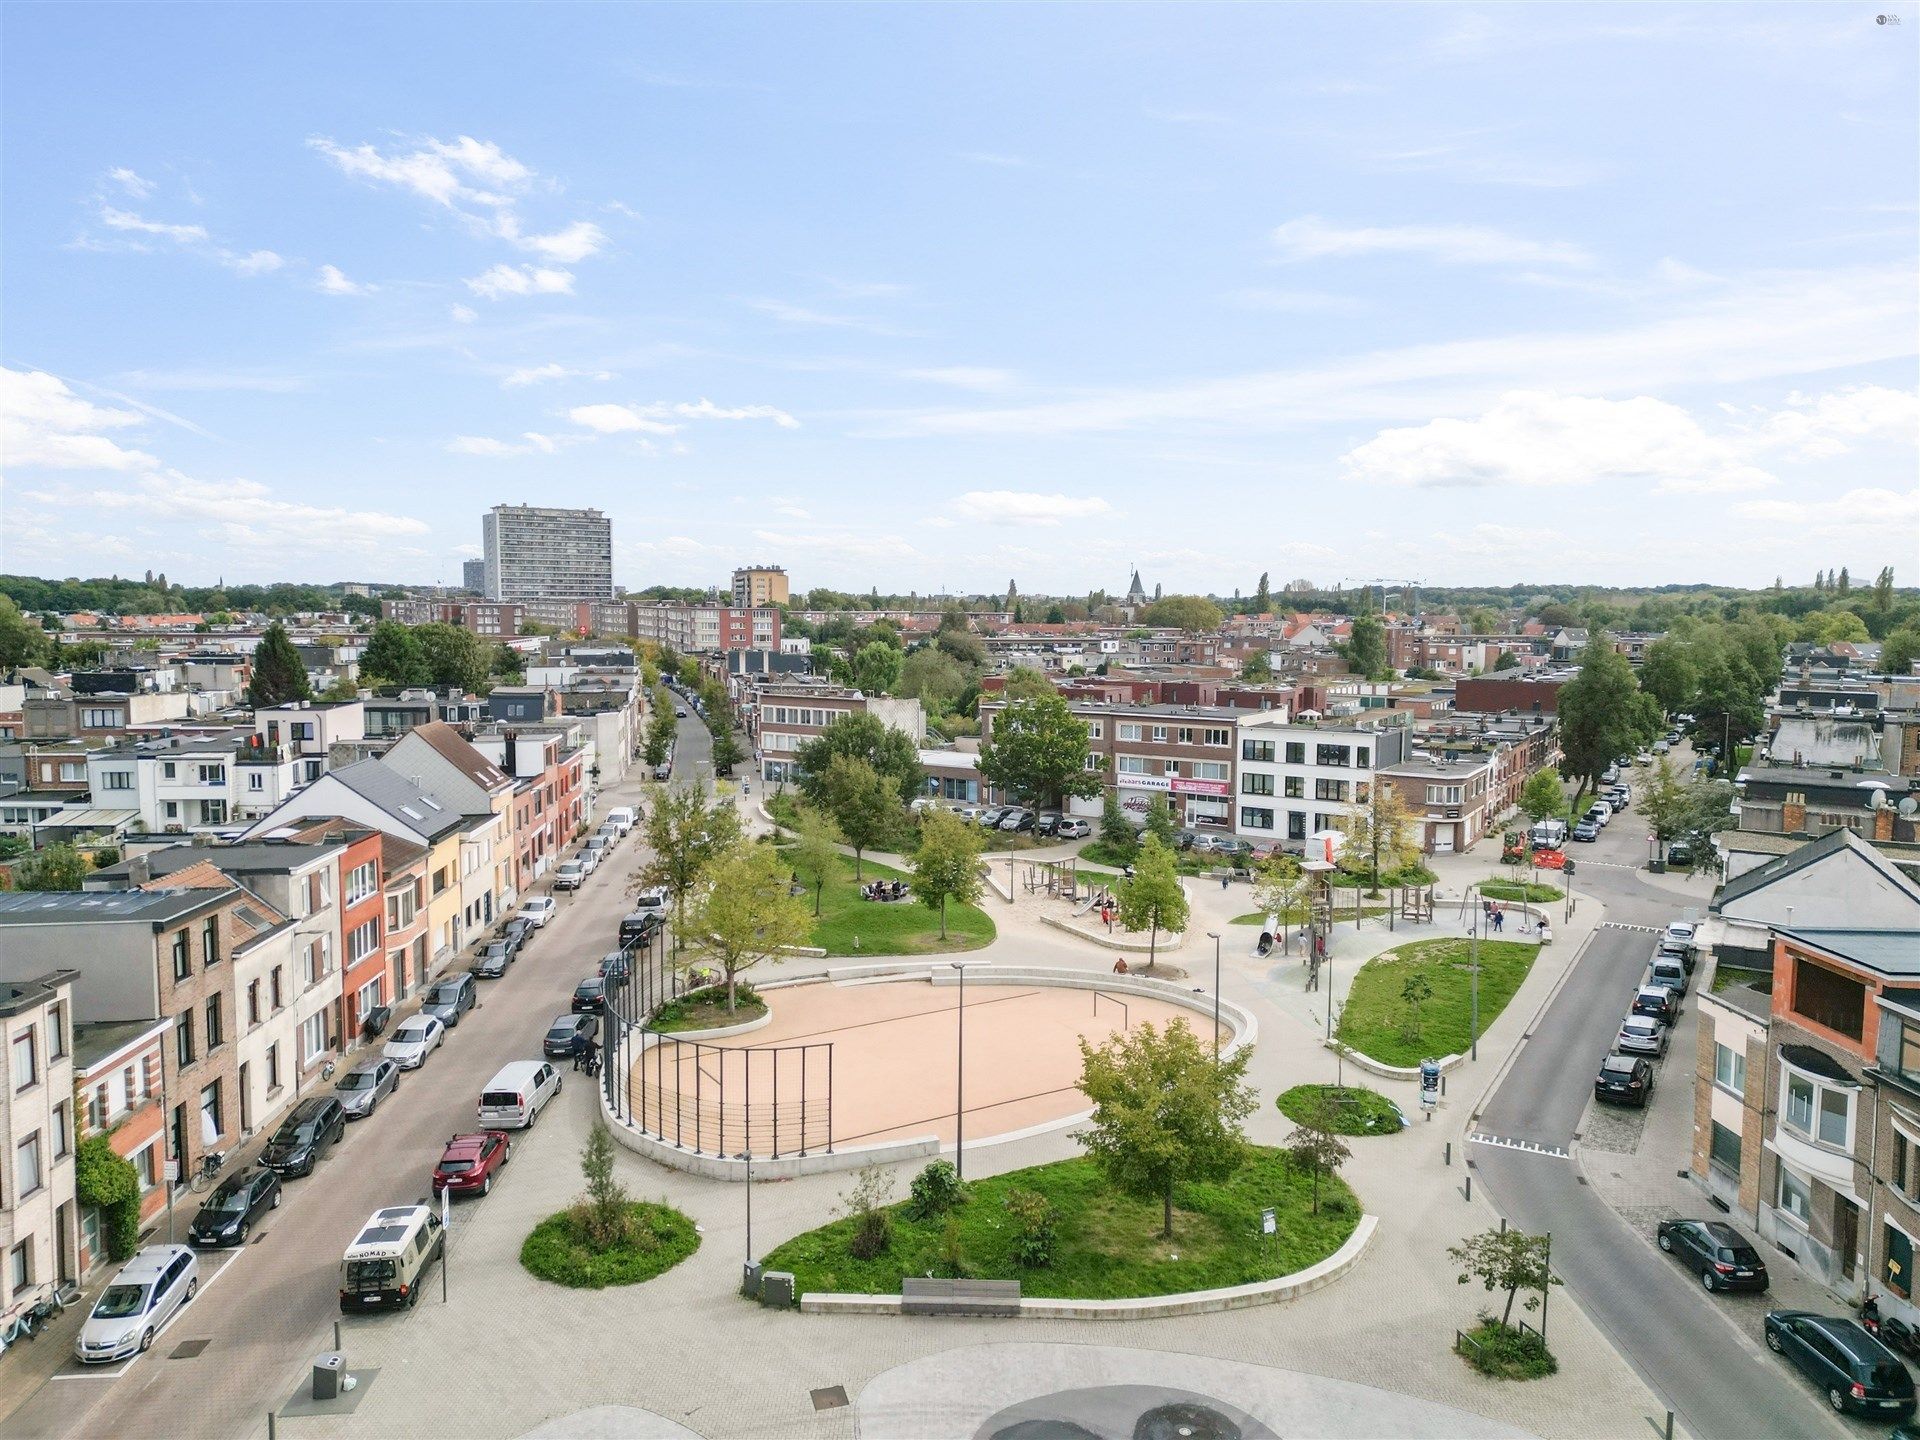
[481,505,612,603]
[732,566,790,609]
[462,559,486,593]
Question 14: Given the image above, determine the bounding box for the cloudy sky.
[2,4,1915,595]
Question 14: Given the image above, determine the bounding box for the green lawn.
[760,1149,1359,1299]
[1277,1084,1406,1136]
[1230,905,1389,926]
[1478,880,1562,903]
[1337,937,1539,1067]
[792,851,996,956]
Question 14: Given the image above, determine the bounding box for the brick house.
[1375,751,1497,854]
[73,1016,171,1267]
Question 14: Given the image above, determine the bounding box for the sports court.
[622,976,1209,1158]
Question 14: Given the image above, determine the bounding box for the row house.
[745,683,927,787]
[384,723,518,933]
[254,699,366,784]
[1232,713,1415,846]
[380,598,526,639]
[1376,751,1497,855]
[362,691,487,741]
[73,1016,171,1267]
[1453,674,1575,716]
[2,971,80,1302]
[23,688,190,741]
[1735,765,1919,845]
[628,602,781,654]
[469,725,588,889]
[377,834,432,1003]
[86,734,302,834]
[278,822,391,1046]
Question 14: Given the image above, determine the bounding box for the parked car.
[1668,839,1697,866]
[334,1057,400,1119]
[475,941,513,979]
[1173,829,1200,851]
[1657,1219,1769,1293]
[1648,955,1690,996]
[519,896,558,927]
[1605,784,1632,809]
[576,848,600,876]
[543,1013,598,1059]
[1584,801,1613,827]
[432,1131,513,1199]
[188,1167,281,1247]
[74,1246,199,1363]
[1000,808,1033,831]
[571,977,609,1015]
[383,1014,445,1070]
[1631,984,1680,1024]
[422,972,478,1028]
[552,862,585,892]
[261,1096,347,1177]
[1057,817,1091,839]
[976,807,1007,829]
[1662,921,1698,950]
[1593,1053,1655,1106]
[477,1060,564,1129]
[1617,1012,1670,1057]
[1601,766,1619,786]
[1764,1311,1915,1418]
[586,837,613,865]
[1033,813,1062,837]
[502,918,535,953]
[1571,821,1600,843]
[955,805,985,822]
[630,886,670,918]
[339,1204,443,1312]
[1635,750,1654,764]
[619,910,662,946]
[605,806,636,836]
[599,951,631,985]
[1654,740,1671,755]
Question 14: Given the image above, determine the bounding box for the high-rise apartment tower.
[482,505,613,602]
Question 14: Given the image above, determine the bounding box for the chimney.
[1782,791,1808,834]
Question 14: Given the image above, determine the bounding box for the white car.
[631,886,670,918]
[576,849,600,876]
[1057,818,1092,839]
[519,896,558,928]
[382,1013,445,1070]
[551,863,584,892]
[75,1246,198,1363]
[1662,921,1698,950]
[1635,751,1654,765]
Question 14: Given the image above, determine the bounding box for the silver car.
[75,1246,198,1363]
[334,1057,400,1118]
[382,1014,444,1070]
[1617,1014,1670,1057]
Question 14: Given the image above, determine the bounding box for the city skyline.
[2,4,1916,593]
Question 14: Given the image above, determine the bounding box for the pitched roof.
[328,761,467,840]
[404,722,511,790]
[136,860,289,942]
[1714,826,1859,909]
[0,888,230,926]
[1779,926,1920,977]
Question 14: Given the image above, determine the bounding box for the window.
[1243,773,1275,796]
[1886,1223,1914,1300]
[134,1144,158,1193]
[1284,776,1304,799]
[1786,1074,1814,1132]
[1242,739,1274,763]
[203,917,220,966]
[247,772,264,791]
[100,770,133,791]
[431,867,449,896]
[1709,1120,1742,1174]
[202,800,227,825]
[248,981,262,1026]
[1240,806,1274,830]
[1793,957,1866,1040]
[1314,778,1350,802]
[1118,723,1143,742]
[1425,784,1465,805]
[1316,744,1350,768]
[205,995,223,1051]
[1284,742,1305,765]
[15,1132,42,1199]
[345,861,377,906]
[1202,728,1231,747]
[10,1243,30,1297]
[1819,1088,1850,1147]
[175,1011,194,1068]
[357,977,383,1016]
[270,967,284,1011]
[1779,1167,1813,1225]
[172,931,191,980]
[53,1101,70,1159]
[347,919,380,964]
[1356,746,1371,768]
[199,1081,222,1143]
[196,764,225,786]
[1116,755,1152,776]
[1714,1043,1747,1094]
[266,1043,281,1093]
[1288,811,1308,841]
[300,1012,327,1063]
[82,707,118,729]
[1783,1067,1855,1150]
[1192,761,1229,782]
[11,1028,36,1091]
[162,762,177,780]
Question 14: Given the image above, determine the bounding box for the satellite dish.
[1872,791,1890,810]
[1900,797,1918,817]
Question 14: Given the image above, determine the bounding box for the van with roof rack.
[339,1203,444,1311]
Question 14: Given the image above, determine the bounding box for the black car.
[261,1096,347,1177]
[422,972,478,1028]
[1765,1311,1915,1417]
[618,911,662,947]
[543,1013,597,1059]
[1631,985,1679,1025]
[1173,830,1199,851]
[598,951,631,985]
[1033,814,1062,837]
[1593,1053,1655,1107]
[571,977,609,1015]
[1668,839,1696,866]
[188,1167,281,1247]
[1657,1218,1769,1293]
[475,942,513,979]
[502,918,534,953]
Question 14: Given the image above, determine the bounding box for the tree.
[1098,790,1137,860]
[1283,1096,1351,1215]
[1874,566,1896,615]
[816,755,899,880]
[1141,595,1224,634]
[851,641,903,696]
[248,622,312,706]
[578,1119,632,1247]
[1044,604,1066,625]
[1555,645,1646,803]
[1341,611,1389,679]
[977,692,1101,811]
[709,726,745,777]
[788,804,844,916]
[1249,852,1304,924]
[1338,782,1419,893]
[1882,627,1920,678]
[1640,756,1688,853]
[13,843,90,892]
[935,626,987,669]
[1143,793,1178,850]
[414,622,492,692]
[680,841,814,1012]
[638,787,743,950]
[1253,572,1272,614]
[1450,1225,1559,1330]
[1518,769,1568,825]
[1000,666,1054,701]
[1637,637,1696,716]
[1491,650,1520,672]
[1116,835,1188,974]
[1677,778,1738,853]
[361,620,428,686]
[898,647,968,714]
[1077,1017,1256,1239]
[1400,971,1435,1043]
[0,595,52,670]
[491,643,525,682]
[642,685,677,769]
[909,808,985,939]
[1242,650,1274,682]
[794,712,924,805]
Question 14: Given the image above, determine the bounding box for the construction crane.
[1341,577,1424,613]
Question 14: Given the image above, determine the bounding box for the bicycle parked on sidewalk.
[0,1281,74,1353]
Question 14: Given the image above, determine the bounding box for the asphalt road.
[1471,754,1860,1440]
[3,772,658,1440]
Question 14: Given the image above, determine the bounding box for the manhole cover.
[170,1339,211,1359]
[811,1386,849,1411]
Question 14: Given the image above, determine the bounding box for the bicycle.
[1,1283,70,1349]
[190,1149,227,1192]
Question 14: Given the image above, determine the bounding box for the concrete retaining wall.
[1325,1039,1465,1080]
[1038,915,1186,953]
[799,1213,1376,1318]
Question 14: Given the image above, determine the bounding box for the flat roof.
[0,887,229,925]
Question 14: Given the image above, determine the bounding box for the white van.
[1528,819,1569,849]
[605,807,635,837]
[477,1060,563,1130]
[339,1204,445,1311]
[631,885,670,918]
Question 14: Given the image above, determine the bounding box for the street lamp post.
[736,1149,754,1291]
[1205,931,1222,1059]
[949,961,974,1178]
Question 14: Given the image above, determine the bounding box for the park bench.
[900,1277,1022,1317]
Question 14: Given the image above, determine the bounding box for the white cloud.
[950,491,1114,525]
[0,368,157,470]
[504,219,607,263]
[672,398,798,428]
[107,167,154,198]
[315,264,371,296]
[501,363,613,388]
[567,398,797,433]
[906,367,1017,391]
[224,249,284,276]
[1734,487,1920,533]
[43,470,431,552]
[466,264,574,299]
[450,304,478,324]
[1749,386,1920,458]
[309,134,530,208]
[1339,391,1777,493]
[1271,215,1593,268]
[98,207,208,243]
[446,433,560,457]
[568,404,681,436]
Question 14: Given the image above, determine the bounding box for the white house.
[87,735,301,835]
[1232,712,1415,846]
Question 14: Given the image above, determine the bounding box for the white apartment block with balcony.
[1231,712,1414,846]
[252,700,365,788]
[87,736,301,835]
[482,504,612,602]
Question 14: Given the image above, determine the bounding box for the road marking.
[1601,922,1662,934]
[50,1246,240,1382]
[1468,1131,1570,1159]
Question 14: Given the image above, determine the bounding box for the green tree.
[1142,793,1178,850]
[1881,627,1920,678]
[1283,1096,1351,1215]
[851,641,904,696]
[679,841,814,1012]
[1341,611,1389,679]
[414,622,492,692]
[816,755,900,880]
[909,807,986,939]
[977,692,1101,811]
[1518,769,1568,825]
[1044,603,1067,625]
[1000,666,1054,701]
[898,647,968,714]
[709,726,745,776]
[248,622,312,706]
[1399,972,1434,1044]
[794,712,924,805]
[1337,782,1419,893]
[491,643,525,682]
[1450,1225,1560,1330]
[0,595,52,670]
[1249,852,1304,923]
[1637,637,1697,716]
[638,787,743,950]
[13,842,89,891]
[1141,595,1224,633]
[1491,650,1520,672]
[578,1119,632,1247]
[1873,567,1896,615]
[1253,572,1272,614]
[642,685,678,769]
[935,626,987,669]
[1241,650,1274,682]
[787,804,844,916]
[1116,835,1188,974]
[1098,790,1137,860]
[1077,1017,1256,1239]
[361,620,428,686]
[1555,645,1646,803]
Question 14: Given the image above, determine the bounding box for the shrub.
[1002,1187,1056,1269]
[837,1163,895,1260]
[1456,1316,1558,1380]
[520,1201,698,1288]
[906,1159,968,1220]
[936,1215,968,1278]
[650,982,760,1029]
[1276,1085,1405,1136]
[74,1135,141,1262]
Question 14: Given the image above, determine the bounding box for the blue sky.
[3,3,1915,595]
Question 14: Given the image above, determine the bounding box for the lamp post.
[736,1149,754,1289]
[1469,893,1482,1063]
[949,961,976,1178]
[1205,931,1222,1059]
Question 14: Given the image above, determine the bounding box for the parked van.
[338,1204,445,1312]
[1648,955,1690,996]
[619,910,662,947]
[653,761,672,782]
[477,1060,563,1130]
[1528,819,1569,850]
[605,807,636,836]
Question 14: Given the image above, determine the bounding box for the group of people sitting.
[861,879,911,902]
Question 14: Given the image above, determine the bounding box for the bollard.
[1445,1141,1451,1166]
[268,1414,277,1440]
[1440,1074,1447,1095]
[1664,1412,1674,1440]
[333,1320,342,1352]
[1465,1174,1472,1202]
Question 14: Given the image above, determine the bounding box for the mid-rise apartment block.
[1232,713,1414,845]
[732,566,790,609]
[481,504,612,603]
[745,683,926,787]
[2,970,79,1305]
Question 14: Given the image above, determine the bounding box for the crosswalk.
[1602,921,1663,935]
[1468,1131,1570,1159]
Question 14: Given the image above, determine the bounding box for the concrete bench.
[900,1277,1022,1317]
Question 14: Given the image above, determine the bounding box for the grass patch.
[648,982,767,1033]
[1338,937,1539,1068]
[1277,1084,1406,1136]
[1080,838,1247,877]
[1478,880,1562,903]
[1456,1318,1558,1380]
[1229,905,1390,926]
[760,1148,1358,1300]
[520,1201,700,1288]
[1712,964,1771,995]
[786,850,995,956]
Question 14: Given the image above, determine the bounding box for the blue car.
[1765,1311,1915,1418]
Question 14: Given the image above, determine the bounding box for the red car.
[431,1131,513,1198]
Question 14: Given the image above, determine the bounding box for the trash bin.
[1649,859,1667,874]
[312,1352,344,1401]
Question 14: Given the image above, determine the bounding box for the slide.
[1074,891,1102,917]
[1256,914,1279,957]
